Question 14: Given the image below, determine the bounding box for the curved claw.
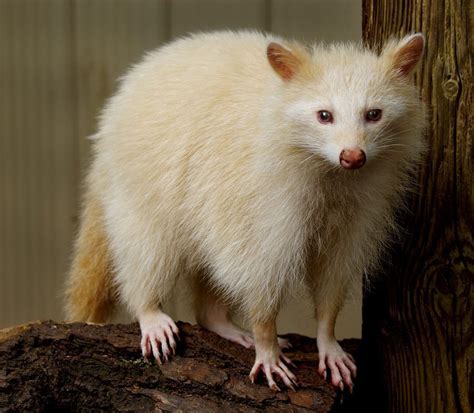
[317,340,356,392]
[139,311,180,364]
[249,351,297,391]
[280,353,297,369]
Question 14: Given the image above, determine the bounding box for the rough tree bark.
[361,1,472,412]
[0,321,359,412]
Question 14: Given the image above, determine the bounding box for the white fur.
[86,30,426,325]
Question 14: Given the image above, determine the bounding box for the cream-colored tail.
[65,193,116,323]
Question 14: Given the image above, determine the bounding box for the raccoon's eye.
[317,110,333,124]
[366,109,382,122]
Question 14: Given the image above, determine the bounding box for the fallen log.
[0,321,359,412]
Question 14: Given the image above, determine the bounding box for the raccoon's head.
[267,34,426,171]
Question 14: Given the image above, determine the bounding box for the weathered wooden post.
[361,1,472,412]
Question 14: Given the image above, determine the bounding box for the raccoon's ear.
[383,33,425,77]
[267,42,304,81]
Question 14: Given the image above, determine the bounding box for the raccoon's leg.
[194,277,254,348]
[194,277,291,349]
[249,317,297,391]
[109,216,181,363]
[312,273,357,392]
[134,276,180,364]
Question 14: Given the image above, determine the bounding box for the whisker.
[300,153,317,164]
[372,127,414,143]
[376,143,411,149]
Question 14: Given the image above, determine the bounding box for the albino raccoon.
[65,31,426,391]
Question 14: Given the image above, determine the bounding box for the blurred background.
[0,0,362,338]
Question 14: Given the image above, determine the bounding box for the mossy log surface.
[0,321,359,412]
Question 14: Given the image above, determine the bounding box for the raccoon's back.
[91,31,281,241]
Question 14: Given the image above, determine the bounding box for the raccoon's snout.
[339,148,366,170]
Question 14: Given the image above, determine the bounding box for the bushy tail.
[65,193,116,323]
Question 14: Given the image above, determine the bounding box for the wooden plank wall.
[361,1,472,411]
[0,0,361,337]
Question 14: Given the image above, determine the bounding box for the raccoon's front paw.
[317,338,356,392]
[139,311,180,364]
[249,347,298,391]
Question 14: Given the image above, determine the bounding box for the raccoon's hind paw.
[139,311,179,364]
[277,337,292,350]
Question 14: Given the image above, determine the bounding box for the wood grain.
[169,0,268,37]
[361,1,473,412]
[74,0,169,173]
[271,0,361,42]
[0,0,170,328]
[0,0,78,326]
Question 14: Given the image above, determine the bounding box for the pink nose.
[339,148,366,169]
